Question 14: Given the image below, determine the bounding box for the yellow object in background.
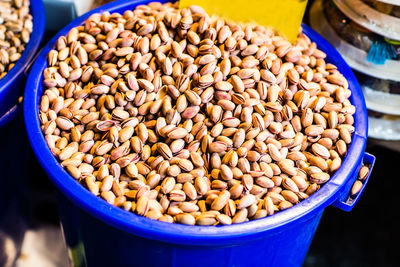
[180,0,308,43]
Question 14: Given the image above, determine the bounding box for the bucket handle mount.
[332,152,375,212]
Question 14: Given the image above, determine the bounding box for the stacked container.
[0,0,45,266]
[309,0,400,142]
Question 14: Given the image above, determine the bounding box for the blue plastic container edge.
[0,0,45,125]
[24,0,369,247]
[0,103,19,128]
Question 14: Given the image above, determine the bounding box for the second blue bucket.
[0,1,45,264]
[24,1,375,266]
[0,0,45,128]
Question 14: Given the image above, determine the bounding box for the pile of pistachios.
[39,2,356,225]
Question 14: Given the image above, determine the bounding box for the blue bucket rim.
[0,0,45,114]
[24,0,368,246]
[0,102,20,128]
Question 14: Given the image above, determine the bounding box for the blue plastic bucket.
[0,0,45,128]
[0,1,45,264]
[0,0,46,220]
[24,1,375,266]
[0,0,46,203]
